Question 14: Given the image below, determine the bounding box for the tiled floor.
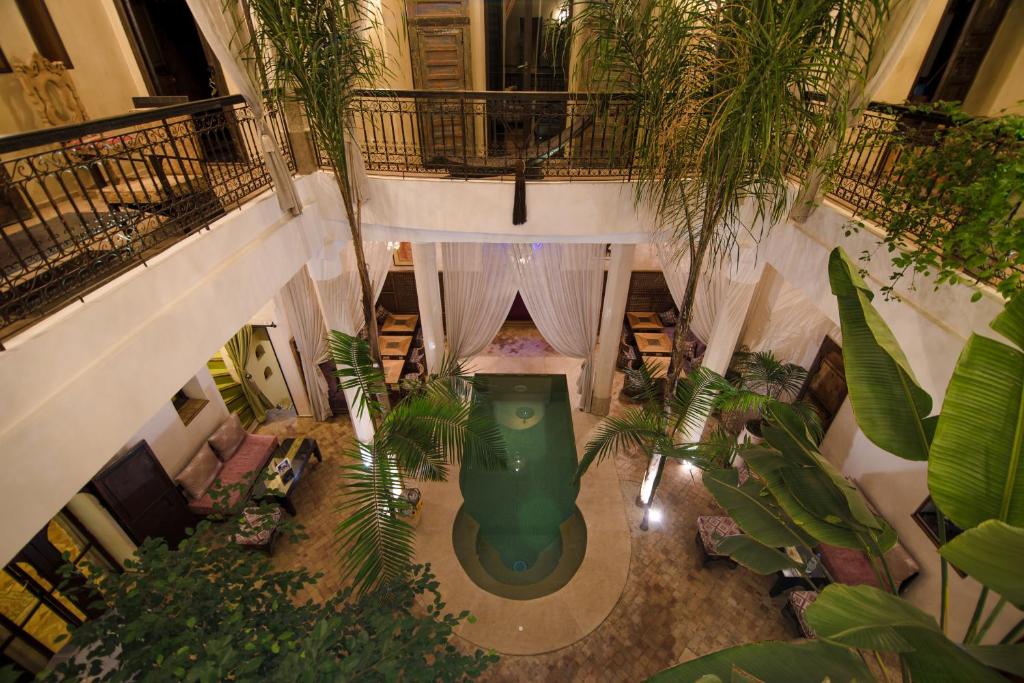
[258,323,793,681]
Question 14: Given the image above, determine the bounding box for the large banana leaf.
[939,520,1024,608]
[806,584,1006,682]
[716,535,801,574]
[929,294,1024,529]
[743,450,869,549]
[703,468,815,548]
[827,248,935,461]
[963,644,1024,677]
[646,640,873,683]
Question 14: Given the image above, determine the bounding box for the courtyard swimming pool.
[454,374,586,600]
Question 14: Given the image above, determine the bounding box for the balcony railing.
[341,90,640,180]
[0,95,292,343]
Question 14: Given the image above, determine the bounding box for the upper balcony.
[0,89,1015,344]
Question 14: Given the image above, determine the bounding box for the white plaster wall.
[761,202,1019,643]
[117,364,229,479]
[322,174,654,244]
[0,176,325,564]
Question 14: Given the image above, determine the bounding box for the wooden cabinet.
[90,440,198,549]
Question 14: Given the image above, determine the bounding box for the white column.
[590,243,635,415]
[308,251,375,443]
[411,242,445,373]
[639,247,764,507]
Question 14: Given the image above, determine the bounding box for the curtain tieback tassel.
[512,160,527,225]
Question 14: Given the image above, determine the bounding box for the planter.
[739,419,765,446]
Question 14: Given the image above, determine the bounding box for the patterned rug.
[482,324,558,357]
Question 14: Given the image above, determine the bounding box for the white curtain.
[185,0,301,215]
[442,243,519,359]
[311,240,392,334]
[278,266,332,421]
[512,243,605,412]
[659,246,726,344]
[741,277,841,369]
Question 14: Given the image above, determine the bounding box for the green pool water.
[454,374,586,600]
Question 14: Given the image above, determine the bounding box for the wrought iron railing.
[0,95,292,342]
[339,90,639,179]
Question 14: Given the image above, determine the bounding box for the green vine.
[849,102,1024,301]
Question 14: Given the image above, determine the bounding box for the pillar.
[307,247,375,443]
[411,242,445,373]
[590,243,635,415]
[638,246,765,508]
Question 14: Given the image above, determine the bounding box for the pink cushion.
[820,544,880,588]
[208,413,247,461]
[175,444,222,500]
[189,434,278,515]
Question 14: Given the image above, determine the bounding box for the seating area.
[695,465,921,637]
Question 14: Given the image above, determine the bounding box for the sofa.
[174,413,279,515]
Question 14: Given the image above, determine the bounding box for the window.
[15,0,73,68]
[1,512,116,674]
[172,377,209,426]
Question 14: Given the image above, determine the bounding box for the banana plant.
[329,332,506,593]
[651,247,1024,682]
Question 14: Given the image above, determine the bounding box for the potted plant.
[728,350,815,444]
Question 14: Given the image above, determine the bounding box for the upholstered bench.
[695,515,742,567]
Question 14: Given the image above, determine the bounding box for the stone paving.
[257,325,794,681]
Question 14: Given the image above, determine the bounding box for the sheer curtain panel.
[278,266,332,421]
[442,243,519,359]
[512,243,605,411]
[311,240,393,335]
[185,0,300,214]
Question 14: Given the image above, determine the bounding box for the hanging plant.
[849,103,1024,301]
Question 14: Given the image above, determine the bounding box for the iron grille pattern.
[0,95,292,342]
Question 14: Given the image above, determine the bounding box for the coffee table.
[253,438,322,515]
[627,311,664,331]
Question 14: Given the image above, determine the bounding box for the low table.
[382,358,405,386]
[627,311,664,331]
[379,334,413,358]
[635,332,672,355]
[769,547,830,596]
[252,438,322,515]
[641,355,671,378]
[382,314,419,334]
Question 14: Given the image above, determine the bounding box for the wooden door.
[799,336,848,431]
[406,0,474,165]
[90,440,198,549]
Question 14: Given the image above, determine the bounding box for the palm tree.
[571,0,888,401]
[248,0,390,372]
[328,332,506,592]
[728,350,820,440]
[575,362,731,528]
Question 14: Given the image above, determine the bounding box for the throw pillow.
[176,444,223,500]
[208,413,247,461]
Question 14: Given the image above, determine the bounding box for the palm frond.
[327,331,387,422]
[377,393,507,480]
[576,406,667,483]
[666,366,732,437]
[335,443,414,594]
[732,350,809,401]
[668,425,744,471]
[623,360,664,405]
